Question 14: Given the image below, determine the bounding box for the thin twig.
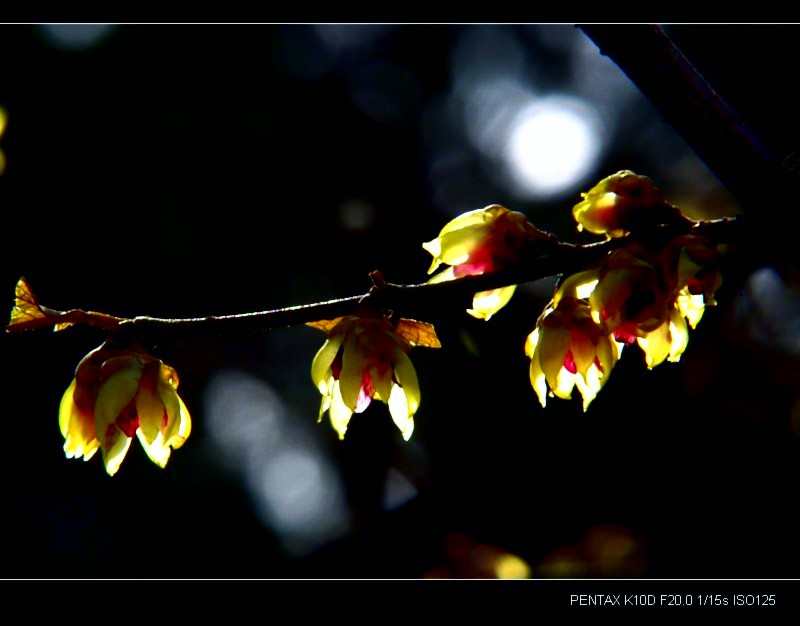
[7,216,738,343]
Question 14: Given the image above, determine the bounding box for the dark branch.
[112,216,739,342]
[577,25,799,262]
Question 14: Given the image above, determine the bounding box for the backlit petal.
[529,354,548,408]
[538,326,569,391]
[101,428,133,477]
[95,364,143,437]
[667,306,689,362]
[329,380,353,440]
[468,285,516,320]
[339,333,367,410]
[393,349,420,415]
[311,334,345,390]
[137,429,171,468]
[136,366,164,445]
[388,384,413,440]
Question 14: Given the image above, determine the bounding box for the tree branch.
[577,25,799,250]
[9,216,741,343]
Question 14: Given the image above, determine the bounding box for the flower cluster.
[525,173,722,409]
[309,314,440,440]
[59,343,191,476]
[423,204,558,320]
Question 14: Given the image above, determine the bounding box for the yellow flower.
[59,344,192,476]
[636,302,689,368]
[525,297,620,411]
[577,248,670,342]
[310,315,424,440]
[664,234,723,328]
[423,204,557,320]
[572,170,676,238]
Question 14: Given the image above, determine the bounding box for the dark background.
[1,24,799,579]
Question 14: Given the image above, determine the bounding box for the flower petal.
[552,368,576,400]
[468,285,517,321]
[393,349,420,415]
[136,364,165,445]
[329,380,353,440]
[529,353,548,408]
[311,333,345,390]
[554,269,601,307]
[166,395,192,450]
[60,379,101,461]
[137,429,171,468]
[388,384,414,440]
[101,427,133,477]
[426,265,456,285]
[339,333,367,411]
[667,305,689,362]
[538,325,569,392]
[94,363,143,438]
[637,320,670,369]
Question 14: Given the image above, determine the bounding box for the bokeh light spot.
[504,95,603,198]
[38,24,116,51]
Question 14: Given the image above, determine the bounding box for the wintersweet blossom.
[310,315,434,440]
[423,204,557,320]
[572,170,678,238]
[525,297,620,411]
[59,344,191,476]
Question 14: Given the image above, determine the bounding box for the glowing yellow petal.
[524,327,540,359]
[529,354,548,408]
[538,326,569,391]
[435,225,488,267]
[136,430,171,468]
[426,266,456,284]
[60,379,101,461]
[388,384,414,440]
[637,321,670,369]
[370,365,393,404]
[318,379,332,422]
[158,379,183,444]
[594,336,618,378]
[311,333,345,390]
[339,334,368,410]
[467,285,517,320]
[575,365,602,411]
[553,368,576,400]
[677,290,705,329]
[59,379,77,440]
[0,108,6,137]
[329,380,353,440]
[102,429,133,477]
[94,364,143,435]
[437,206,495,237]
[393,349,420,415]
[136,381,164,445]
[422,239,443,274]
[166,395,192,450]
[554,270,601,307]
[569,332,597,376]
[667,306,689,362]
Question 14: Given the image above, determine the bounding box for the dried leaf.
[8,277,49,328]
[396,318,441,348]
[307,317,345,333]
